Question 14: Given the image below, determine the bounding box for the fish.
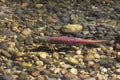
[35,36,106,45]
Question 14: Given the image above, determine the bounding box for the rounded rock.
[84,77,96,80]
[116,69,120,74]
[37,52,48,59]
[35,4,43,8]
[70,68,78,75]
[65,57,79,65]
[61,24,83,34]
[35,60,43,66]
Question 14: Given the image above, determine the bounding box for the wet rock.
[22,62,32,68]
[115,69,120,74]
[59,14,71,23]
[0,75,12,80]
[61,72,76,80]
[14,51,25,57]
[53,52,59,59]
[0,29,16,37]
[0,50,11,57]
[17,73,28,80]
[114,43,120,50]
[60,62,72,69]
[70,14,79,24]
[35,4,43,9]
[84,77,96,80]
[15,8,23,14]
[0,42,9,50]
[52,25,62,30]
[115,55,120,62]
[61,24,83,34]
[84,54,95,61]
[35,60,44,66]
[69,68,78,75]
[65,57,79,65]
[100,58,115,68]
[22,28,32,36]
[24,36,33,45]
[0,11,8,19]
[37,52,48,59]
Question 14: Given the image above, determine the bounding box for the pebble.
[84,54,95,61]
[32,71,40,77]
[115,69,120,74]
[101,68,108,73]
[0,1,120,80]
[35,4,43,9]
[37,52,48,59]
[65,57,79,65]
[14,51,25,57]
[88,61,94,66]
[35,60,43,66]
[54,68,61,74]
[76,50,82,55]
[22,62,32,68]
[53,52,59,59]
[61,24,83,34]
[0,29,16,38]
[22,28,32,36]
[0,42,9,50]
[24,36,33,45]
[115,55,120,62]
[94,54,100,59]
[100,58,115,68]
[60,62,72,68]
[0,75,12,80]
[69,68,78,75]
[0,49,11,57]
[84,77,96,80]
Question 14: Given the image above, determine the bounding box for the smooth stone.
[35,4,43,8]
[37,52,48,59]
[59,14,71,23]
[22,28,32,36]
[84,54,95,61]
[0,75,12,80]
[70,14,79,24]
[15,51,25,57]
[65,57,79,65]
[22,62,32,68]
[52,25,62,30]
[53,52,59,59]
[0,29,16,37]
[61,24,83,34]
[101,68,108,73]
[0,11,8,19]
[35,60,43,66]
[0,50,11,57]
[116,69,120,74]
[100,58,115,68]
[70,68,78,75]
[115,55,120,62]
[24,36,33,45]
[0,42,9,50]
[84,77,96,80]
[15,8,23,14]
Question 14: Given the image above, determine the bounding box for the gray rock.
[100,58,116,68]
[24,36,33,45]
[0,42,9,50]
[0,29,16,37]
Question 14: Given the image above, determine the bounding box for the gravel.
[0,0,120,80]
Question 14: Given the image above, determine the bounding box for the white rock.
[70,68,78,75]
